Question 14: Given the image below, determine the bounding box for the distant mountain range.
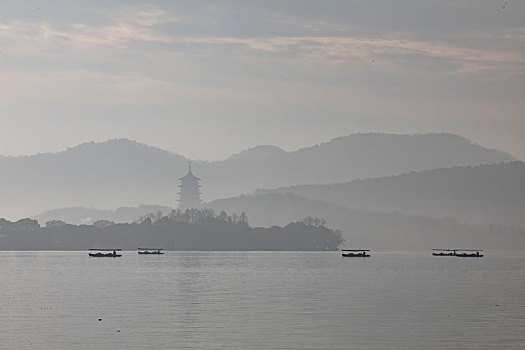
[205,161,525,249]
[207,193,525,250]
[257,161,525,227]
[0,133,515,219]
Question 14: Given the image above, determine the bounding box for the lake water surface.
[1,251,524,349]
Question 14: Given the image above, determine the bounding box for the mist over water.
[2,251,524,349]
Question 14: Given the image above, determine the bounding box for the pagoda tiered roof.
[178,160,202,209]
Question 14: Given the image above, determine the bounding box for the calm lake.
[1,251,524,349]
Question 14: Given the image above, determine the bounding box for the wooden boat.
[89,249,122,257]
[138,248,164,255]
[455,249,483,257]
[432,249,483,257]
[342,249,370,257]
[432,249,456,256]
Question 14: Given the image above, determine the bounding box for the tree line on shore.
[0,209,344,251]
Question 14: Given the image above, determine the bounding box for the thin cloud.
[464,27,525,41]
[0,9,173,51]
[183,36,525,78]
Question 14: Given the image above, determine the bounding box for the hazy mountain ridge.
[0,139,189,218]
[258,161,525,226]
[207,193,525,250]
[189,133,515,202]
[278,133,515,183]
[227,145,287,161]
[0,133,515,219]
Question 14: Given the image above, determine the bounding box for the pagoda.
[178,160,202,210]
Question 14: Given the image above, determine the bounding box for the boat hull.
[89,253,122,257]
[342,253,370,257]
[432,252,483,257]
[455,254,483,257]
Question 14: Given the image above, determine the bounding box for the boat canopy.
[342,249,370,251]
[89,248,122,251]
[432,249,483,251]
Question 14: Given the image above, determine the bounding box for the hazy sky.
[1,0,524,160]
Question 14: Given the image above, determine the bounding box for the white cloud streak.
[0,9,173,52]
[183,36,525,78]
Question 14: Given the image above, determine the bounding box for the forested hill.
[0,209,344,251]
[0,133,514,219]
[257,161,525,226]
